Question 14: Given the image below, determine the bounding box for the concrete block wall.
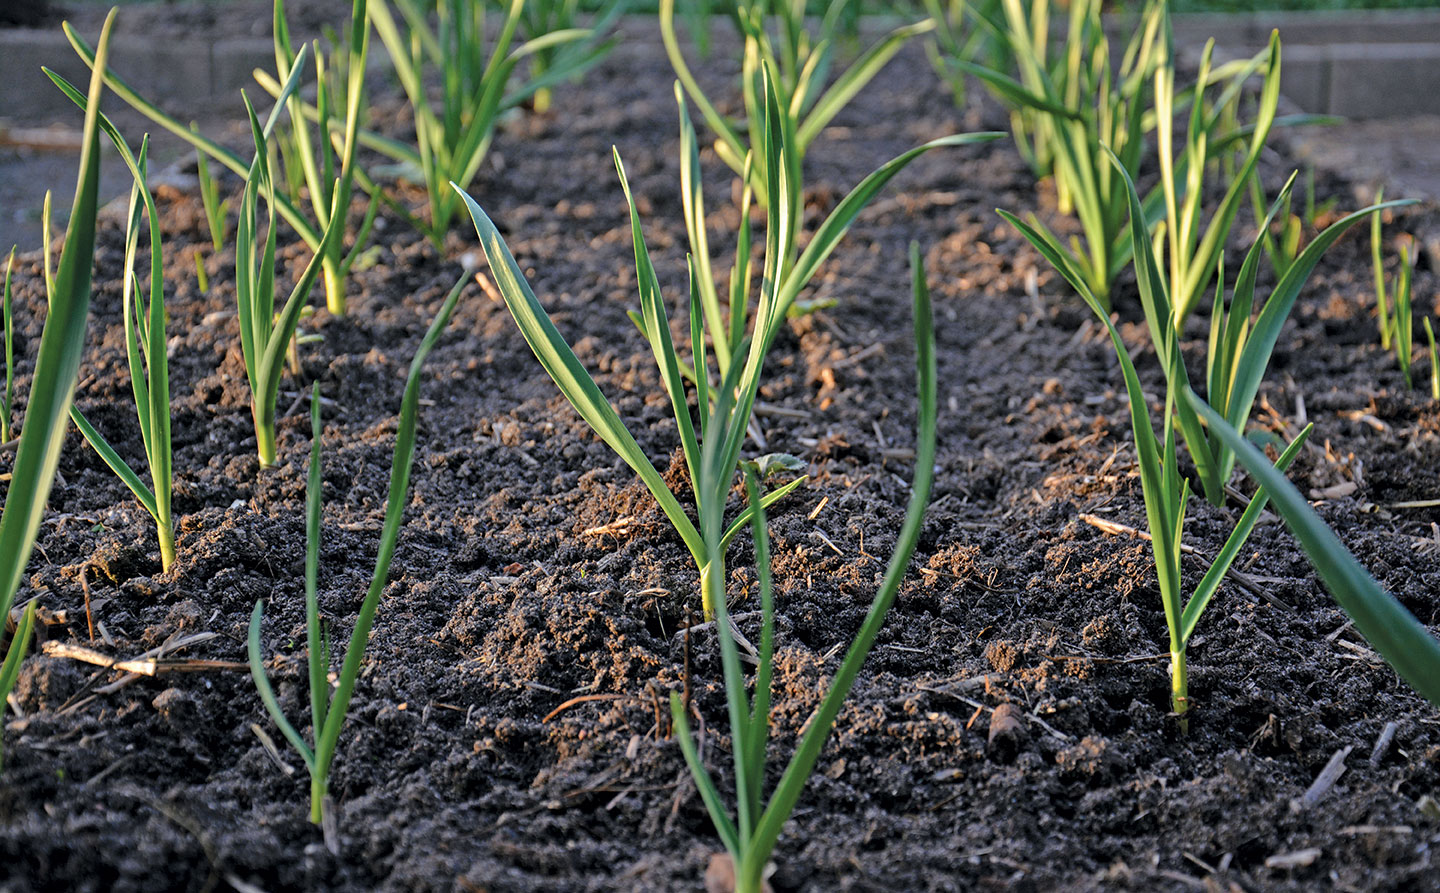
[3,10,1439,123]
[1173,10,1440,120]
[0,29,271,121]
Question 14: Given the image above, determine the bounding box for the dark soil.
[2,14,1438,893]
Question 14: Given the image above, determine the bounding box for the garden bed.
[1,15,1438,893]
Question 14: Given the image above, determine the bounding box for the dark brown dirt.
[1,14,1438,893]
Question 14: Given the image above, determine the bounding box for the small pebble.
[987,702,1027,764]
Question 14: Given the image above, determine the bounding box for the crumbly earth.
[1,14,1438,893]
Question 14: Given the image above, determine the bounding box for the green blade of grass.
[0,10,114,773]
[1372,188,1391,350]
[1178,422,1312,644]
[1107,146,1225,504]
[946,56,1082,120]
[453,185,706,563]
[60,28,323,250]
[687,257,711,440]
[253,188,345,416]
[718,475,807,550]
[1213,174,1297,425]
[1173,32,1282,321]
[748,241,938,871]
[660,0,748,176]
[676,84,730,377]
[615,150,702,490]
[2,249,14,443]
[311,271,468,786]
[53,107,176,567]
[305,383,328,743]
[247,599,318,769]
[0,10,113,620]
[1228,197,1415,429]
[1183,388,1440,707]
[1424,317,1438,400]
[798,19,935,147]
[1395,244,1414,388]
[68,408,159,521]
[740,470,775,823]
[1000,203,1186,644]
[775,132,1005,335]
[669,693,742,856]
[0,601,38,771]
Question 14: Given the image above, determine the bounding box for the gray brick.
[1173,10,1440,48]
[0,31,86,119]
[210,38,274,102]
[1277,47,1327,115]
[106,35,214,102]
[1324,43,1440,119]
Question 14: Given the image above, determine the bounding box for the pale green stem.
[310,775,326,824]
[157,520,175,572]
[323,262,346,317]
[255,410,278,468]
[1170,648,1189,732]
[700,554,724,620]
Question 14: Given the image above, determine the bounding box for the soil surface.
[1,13,1439,893]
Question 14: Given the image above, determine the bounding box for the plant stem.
[700,554,724,620]
[323,262,345,316]
[255,409,277,468]
[737,868,762,893]
[158,521,175,572]
[1170,648,1189,731]
[310,775,325,824]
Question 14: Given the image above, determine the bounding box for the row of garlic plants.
[0,4,1435,888]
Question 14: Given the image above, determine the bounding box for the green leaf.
[1001,205,1182,641]
[1227,197,1415,433]
[41,90,175,564]
[0,601,38,770]
[777,132,1005,332]
[744,453,806,480]
[0,11,113,628]
[799,19,934,148]
[750,241,938,869]
[453,185,706,564]
[2,249,15,443]
[669,693,741,855]
[68,407,159,521]
[305,383,328,743]
[60,28,324,250]
[1183,389,1440,707]
[615,150,703,492]
[247,599,317,769]
[675,84,730,377]
[946,57,1081,119]
[740,469,774,825]
[719,475,808,551]
[1173,31,1282,321]
[311,271,469,788]
[1179,423,1312,644]
[661,0,747,179]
